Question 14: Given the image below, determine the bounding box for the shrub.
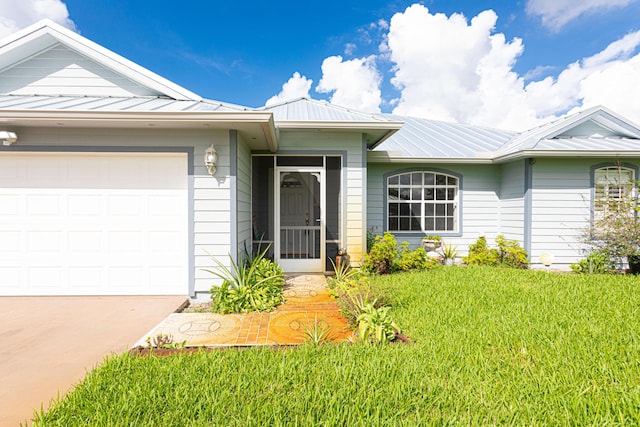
[583,176,640,264]
[464,235,528,269]
[495,234,529,269]
[362,232,398,274]
[396,242,436,271]
[363,232,438,274]
[570,251,614,274]
[205,246,284,313]
[463,236,499,266]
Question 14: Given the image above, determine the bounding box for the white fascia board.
[0,20,201,101]
[276,120,404,131]
[367,151,493,164]
[494,150,640,163]
[0,109,279,151]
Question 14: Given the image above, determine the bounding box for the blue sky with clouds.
[1,0,640,130]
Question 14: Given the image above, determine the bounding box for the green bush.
[463,236,499,266]
[206,247,284,313]
[464,235,528,269]
[363,232,438,274]
[362,232,399,274]
[397,242,437,271]
[570,251,614,274]
[495,234,529,269]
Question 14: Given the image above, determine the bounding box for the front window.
[387,171,459,232]
[594,166,634,218]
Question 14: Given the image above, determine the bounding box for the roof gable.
[0,19,201,101]
[495,106,640,157]
[0,42,161,97]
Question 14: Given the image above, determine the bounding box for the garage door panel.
[0,152,188,296]
[28,267,63,288]
[68,267,104,288]
[0,268,20,288]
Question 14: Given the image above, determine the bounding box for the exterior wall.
[277,130,365,264]
[367,163,500,257]
[236,133,253,256]
[498,160,525,244]
[528,158,640,269]
[6,126,232,298]
[0,44,157,97]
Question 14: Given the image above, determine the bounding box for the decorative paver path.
[135,274,352,347]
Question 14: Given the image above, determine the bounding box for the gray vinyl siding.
[7,126,232,297]
[277,131,365,263]
[0,44,158,97]
[236,135,252,256]
[498,161,525,244]
[367,163,500,257]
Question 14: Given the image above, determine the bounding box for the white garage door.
[0,152,189,296]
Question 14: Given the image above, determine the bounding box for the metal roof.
[495,106,640,157]
[0,94,249,112]
[373,114,515,158]
[261,97,392,122]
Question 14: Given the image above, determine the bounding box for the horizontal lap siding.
[1,44,156,97]
[367,163,499,256]
[10,127,232,296]
[236,136,252,257]
[529,159,601,268]
[278,131,365,264]
[499,161,525,243]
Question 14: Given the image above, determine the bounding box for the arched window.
[593,166,634,218]
[387,171,459,232]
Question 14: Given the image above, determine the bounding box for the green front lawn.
[35,267,640,426]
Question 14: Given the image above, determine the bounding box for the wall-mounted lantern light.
[0,131,17,146]
[204,145,217,176]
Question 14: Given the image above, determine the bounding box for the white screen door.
[275,167,325,272]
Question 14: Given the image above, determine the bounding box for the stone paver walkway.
[135,274,352,347]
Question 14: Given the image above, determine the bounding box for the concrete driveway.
[0,295,187,426]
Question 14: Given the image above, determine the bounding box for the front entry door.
[275,167,325,272]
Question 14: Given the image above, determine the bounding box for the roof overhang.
[369,148,640,164]
[0,109,279,152]
[367,150,494,164]
[494,150,640,163]
[276,120,404,148]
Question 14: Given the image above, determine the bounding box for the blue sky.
[1,0,640,130]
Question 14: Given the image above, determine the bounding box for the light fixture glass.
[0,131,17,146]
[204,145,217,175]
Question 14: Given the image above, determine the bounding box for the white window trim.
[386,171,459,233]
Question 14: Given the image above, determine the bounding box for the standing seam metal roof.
[373,115,515,158]
[0,95,249,112]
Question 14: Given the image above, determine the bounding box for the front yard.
[35,267,640,426]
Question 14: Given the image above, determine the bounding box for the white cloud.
[383,5,640,130]
[526,0,637,31]
[316,55,382,113]
[387,5,527,126]
[0,0,75,38]
[265,72,313,106]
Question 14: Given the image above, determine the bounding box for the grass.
[34,267,640,426]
